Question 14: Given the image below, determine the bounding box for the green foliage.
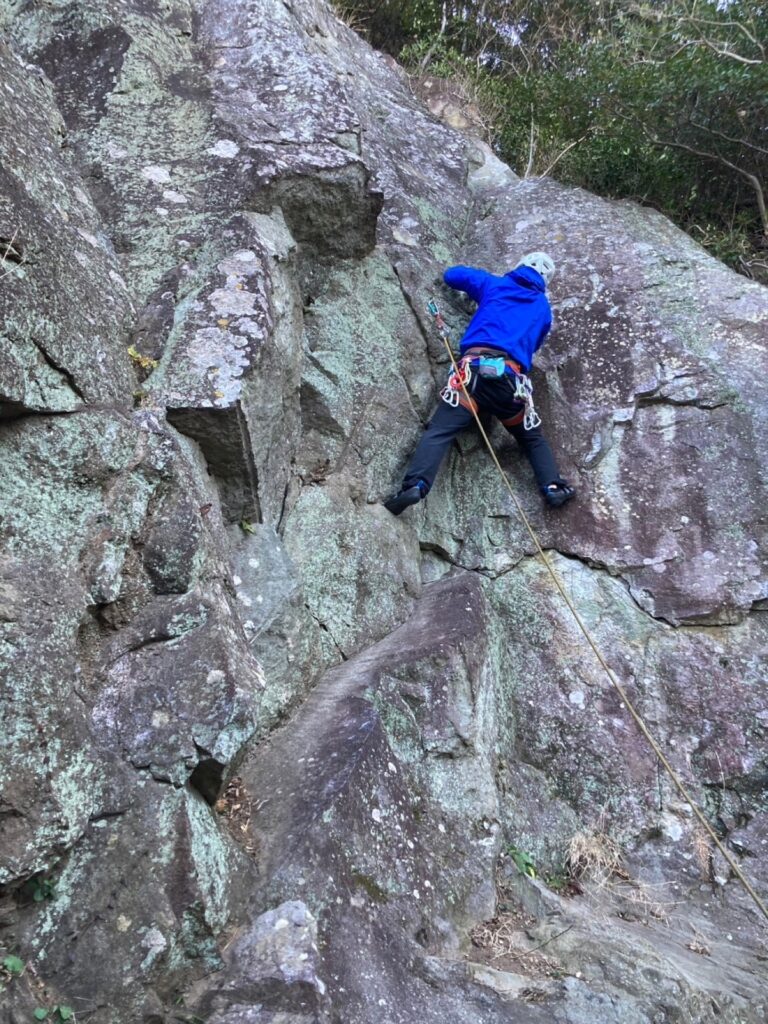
[32,877,56,903]
[507,844,537,878]
[334,0,768,279]
[34,1011,49,1021]
[544,870,570,892]
[3,955,24,975]
[34,1008,73,1022]
[127,345,159,371]
[335,0,446,53]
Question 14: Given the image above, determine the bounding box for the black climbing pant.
[402,374,561,493]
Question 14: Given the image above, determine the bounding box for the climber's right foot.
[384,484,425,516]
[543,479,575,508]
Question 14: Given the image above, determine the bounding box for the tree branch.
[418,1,449,75]
[648,133,768,237]
[689,118,768,158]
[524,109,536,178]
[694,36,762,66]
[540,133,589,179]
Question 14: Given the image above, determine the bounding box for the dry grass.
[471,903,533,961]
[564,825,681,923]
[470,915,563,979]
[1,228,26,283]
[567,829,625,886]
[687,927,712,957]
[611,878,681,924]
[691,828,713,881]
[215,775,258,857]
[330,3,369,36]
[469,898,568,982]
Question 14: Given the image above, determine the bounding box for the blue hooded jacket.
[443,264,552,372]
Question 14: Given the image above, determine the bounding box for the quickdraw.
[440,357,472,407]
[510,370,541,431]
[427,299,472,408]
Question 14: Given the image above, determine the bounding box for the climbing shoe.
[384,482,427,516]
[543,479,575,508]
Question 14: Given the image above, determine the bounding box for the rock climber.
[384,253,575,515]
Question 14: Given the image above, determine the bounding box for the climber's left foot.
[384,483,426,516]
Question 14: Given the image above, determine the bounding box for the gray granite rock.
[1,0,767,1021]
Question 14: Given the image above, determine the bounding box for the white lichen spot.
[206,669,226,685]
[661,813,684,842]
[231,317,260,338]
[140,926,167,971]
[393,226,418,247]
[274,917,289,931]
[76,228,100,247]
[412,889,420,899]
[154,207,169,218]
[151,710,170,728]
[232,574,242,586]
[208,139,240,159]
[141,165,172,184]
[371,808,382,823]
[208,287,258,316]
[569,690,586,709]
[238,592,253,607]
[116,915,132,932]
[249,558,260,569]
[162,189,188,205]
[185,314,260,404]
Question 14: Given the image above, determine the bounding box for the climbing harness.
[425,298,768,925]
[431,299,541,430]
[438,354,541,431]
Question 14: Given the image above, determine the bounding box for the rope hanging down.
[426,299,768,925]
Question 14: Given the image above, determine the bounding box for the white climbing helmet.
[515,251,555,286]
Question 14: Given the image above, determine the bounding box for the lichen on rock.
[1,0,767,1021]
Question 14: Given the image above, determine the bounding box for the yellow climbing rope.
[430,303,768,925]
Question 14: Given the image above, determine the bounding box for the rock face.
[0,2,766,1022]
